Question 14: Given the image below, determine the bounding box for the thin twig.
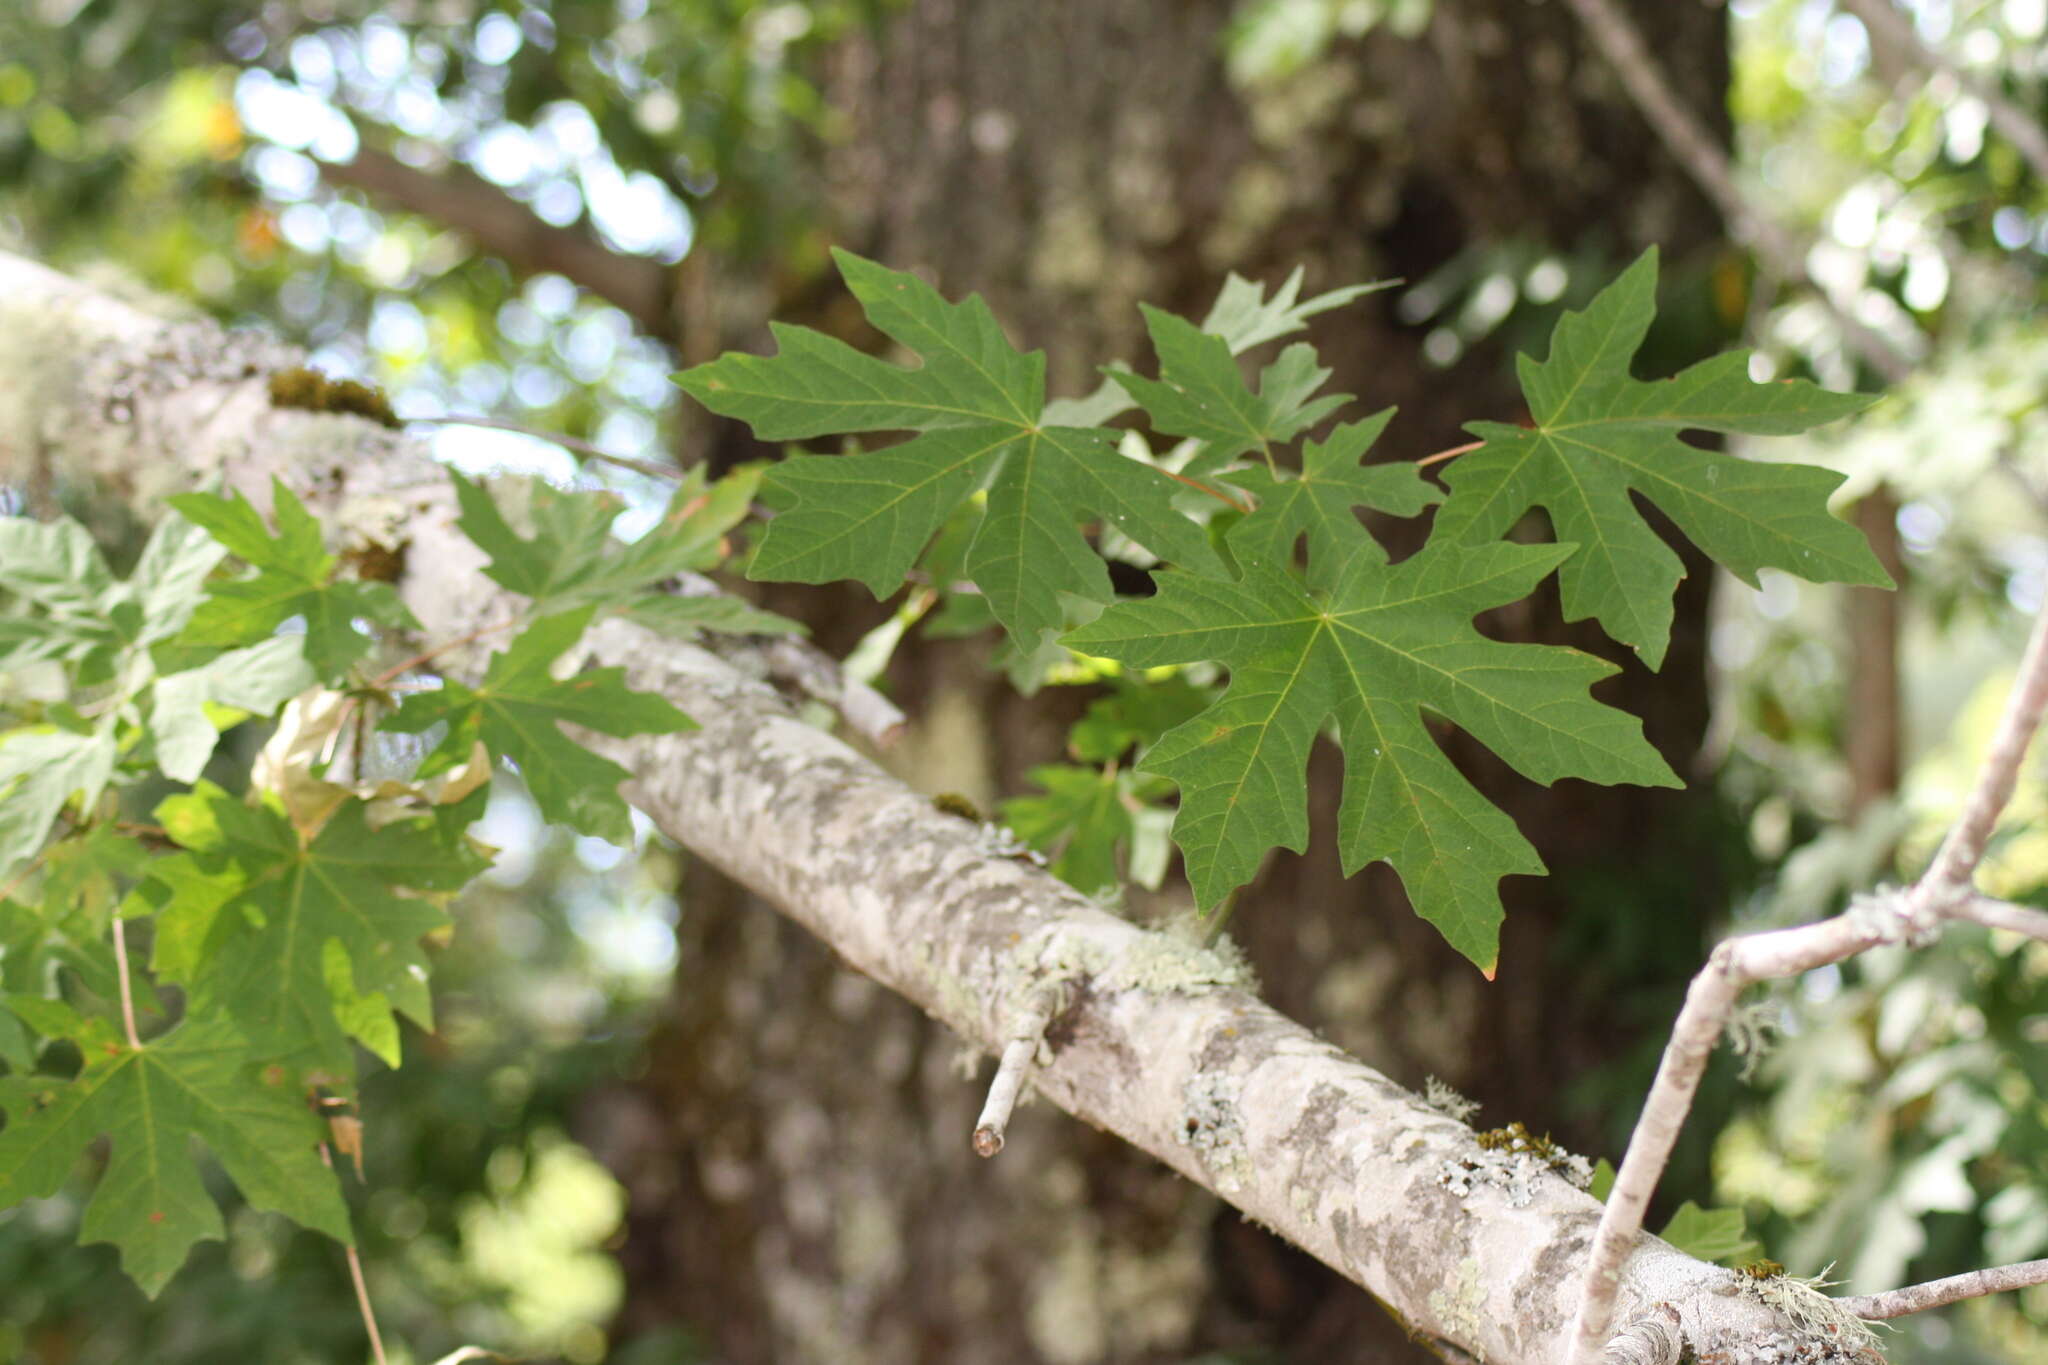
[1955,894,2048,943]
[1416,440,1483,469]
[1160,466,1252,514]
[320,1143,390,1365]
[343,1244,388,1365]
[405,415,682,483]
[1922,597,2048,890]
[1566,595,2048,1364]
[1835,1257,2048,1321]
[972,992,1058,1157]
[759,636,907,748]
[110,915,142,1051]
[370,618,520,688]
[973,1036,1039,1157]
[1839,0,2048,187]
[1561,0,1916,384]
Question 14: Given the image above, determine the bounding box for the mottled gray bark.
[0,247,1879,1365]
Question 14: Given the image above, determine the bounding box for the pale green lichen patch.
[912,940,985,1034]
[1101,918,1257,994]
[995,917,1257,1036]
[1425,1256,1485,1351]
[1178,1070,1252,1193]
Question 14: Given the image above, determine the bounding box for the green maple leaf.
[453,470,801,636]
[148,634,315,783]
[0,725,118,882]
[0,892,145,1031]
[1435,248,1889,668]
[0,510,302,818]
[1003,765,1135,895]
[0,1003,349,1295]
[0,517,119,626]
[133,784,480,1073]
[1200,268,1394,354]
[0,511,222,678]
[1,827,160,1025]
[383,608,693,841]
[677,249,1222,645]
[1220,410,1443,585]
[1044,269,1390,427]
[1657,1202,1762,1266]
[453,466,766,610]
[1066,676,1215,763]
[170,478,414,678]
[1067,538,1679,972]
[1110,306,1350,467]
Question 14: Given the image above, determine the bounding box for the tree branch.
[1566,591,2048,1363]
[1840,0,2048,187]
[1560,0,1917,384]
[318,139,677,341]
[1956,894,2048,943]
[1834,1257,2048,1321]
[403,414,683,482]
[0,246,1880,1365]
[1924,595,2048,889]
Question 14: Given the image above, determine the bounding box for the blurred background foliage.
[2,0,2048,1362]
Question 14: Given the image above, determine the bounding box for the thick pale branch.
[670,571,906,747]
[0,246,1872,1365]
[319,139,677,340]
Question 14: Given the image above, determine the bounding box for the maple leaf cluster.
[0,467,771,1288]
[683,247,1887,973]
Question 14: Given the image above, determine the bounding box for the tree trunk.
[604,3,1741,1361]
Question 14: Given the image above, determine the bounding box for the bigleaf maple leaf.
[169,479,413,679]
[1067,539,1679,973]
[384,607,694,842]
[1434,248,1890,668]
[676,250,1222,645]
[1109,305,1351,466]
[0,1002,349,1295]
[133,784,482,1074]
[1219,410,1442,586]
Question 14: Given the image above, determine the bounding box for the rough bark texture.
[619,2,1743,1360]
[0,245,1876,1365]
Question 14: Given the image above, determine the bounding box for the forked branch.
[1566,596,2048,1363]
